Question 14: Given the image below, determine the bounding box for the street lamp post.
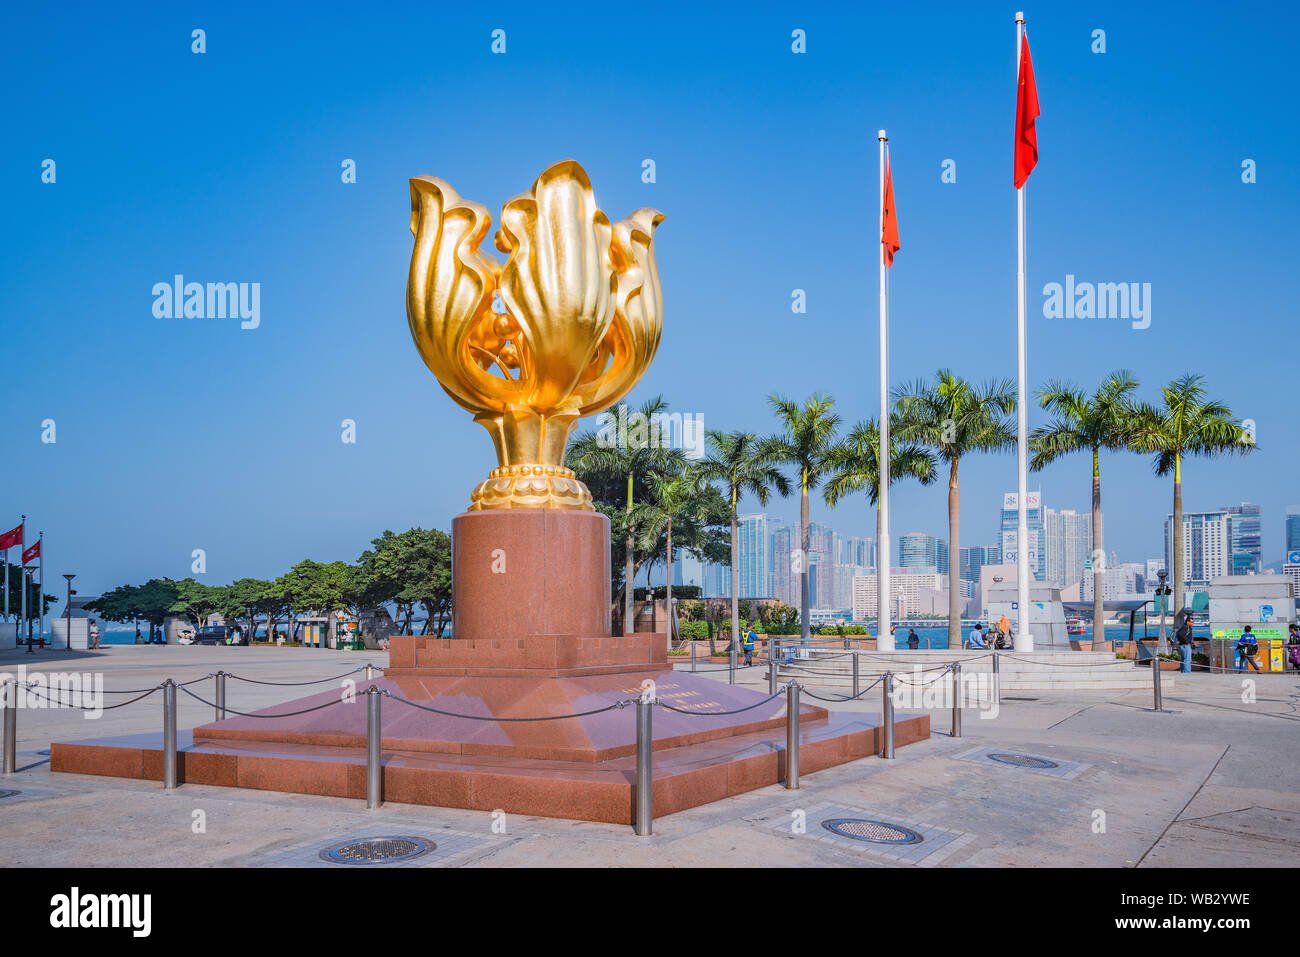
[1155,569,1171,656]
[62,574,76,650]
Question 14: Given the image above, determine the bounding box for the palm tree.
[698,430,791,655]
[894,371,1017,650]
[765,393,842,646]
[1031,371,1142,650]
[824,420,939,582]
[1129,374,1254,651]
[567,395,685,634]
[631,468,710,643]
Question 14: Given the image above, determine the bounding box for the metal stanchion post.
[993,652,1001,705]
[728,642,735,685]
[852,654,860,699]
[214,671,226,722]
[785,681,800,789]
[162,680,177,789]
[1152,652,1163,712]
[3,679,16,774]
[951,663,962,738]
[881,672,895,759]
[635,697,653,836]
[366,685,382,808]
[365,662,374,681]
[768,650,778,696]
[690,641,696,673]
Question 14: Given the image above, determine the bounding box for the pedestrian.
[88,619,100,649]
[741,624,756,667]
[1235,626,1260,672]
[906,628,919,650]
[967,622,988,649]
[1175,616,1194,673]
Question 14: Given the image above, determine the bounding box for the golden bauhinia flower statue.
[406,159,664,510]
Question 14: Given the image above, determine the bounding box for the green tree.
[1031,371,1143,649]
[170,578,224,626]
[631,468,715,643]
[765,393,841,646]
[894,371,1017,649]
[1129,374,1254,651]
[824,417,938,616]
[354,528,452,636]
[698,430,790,657]
[568,394,686,634]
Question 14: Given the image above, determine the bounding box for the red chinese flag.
[22,540,39,565]
[882,154,900,268]
[0,524,20,551]
[1014,31,1040,188]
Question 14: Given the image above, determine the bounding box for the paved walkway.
[1,645,1296,867]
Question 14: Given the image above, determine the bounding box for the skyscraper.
[898,533,942,571]
[1287,507,1300,554]
[1000,491,1046,581]
[1165,510,1230,589]
[737,513,770,598]
[960,545,1001,584]
[770,522,796,606]
[1045,508,1091,589]
[1222,503,1262,575]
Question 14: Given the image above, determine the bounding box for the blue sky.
[2,0,1297,599]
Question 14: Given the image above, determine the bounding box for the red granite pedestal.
[50,510,930,824]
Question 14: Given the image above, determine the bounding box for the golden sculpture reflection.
[407,160,664,510]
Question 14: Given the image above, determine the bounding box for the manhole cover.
[0,789,21,800]
[821,818,923,845]
[987,753,1058,769]
[319,837,433,865]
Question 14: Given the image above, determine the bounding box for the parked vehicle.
[194,624,248,646]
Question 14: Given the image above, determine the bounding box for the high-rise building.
[1082,562,1146,601]
[999,491,1046,581]
[808,521,835,611]
[960,545,1000,583]
[1145,558,1165,584]
[737,513,770,598]
[770,523,796,606]
[1286,507,1300,554]
[703,562,731,599]
[843,536,874,569]
[898,533,942,571]
[1222,503,1263,575]
[675,552,702,588]
[1045,508,1092,590]
[1164,510,1230,590]
[851,571,947,620]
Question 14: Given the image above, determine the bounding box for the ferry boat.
[1066,617,1087,636]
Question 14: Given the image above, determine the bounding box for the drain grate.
[987,752,1058,769]
[821,818,923,845]
[0,789,21,800]
[319,837,434,865]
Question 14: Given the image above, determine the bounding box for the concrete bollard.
[635,697,653,836]
[214,671,226,722]
[785,681,801,789]
[951,663,962,738]
[3,679,16,775]
[881,672,895,759]
[162,680,177,789]
[366,685,382,808]
[1152,651,1163,712]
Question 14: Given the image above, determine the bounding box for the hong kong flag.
[22,540,40,565]
[1014,30,1040,188]
[0,524,20,551]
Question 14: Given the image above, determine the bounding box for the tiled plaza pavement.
[2,645,1298,867]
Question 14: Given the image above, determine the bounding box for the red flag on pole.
[1014,31,1040,188]
[882,153,900,268]
[0,524,20,551]
[22,540,40,565]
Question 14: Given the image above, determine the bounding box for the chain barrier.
[177,684,354,719]
[382,690,638,723]
[19,683,164,711]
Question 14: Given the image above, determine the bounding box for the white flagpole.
[1015,12,1033,652]
[877,129,894,651]
[37,531,45,646]
[18,515,26,645]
